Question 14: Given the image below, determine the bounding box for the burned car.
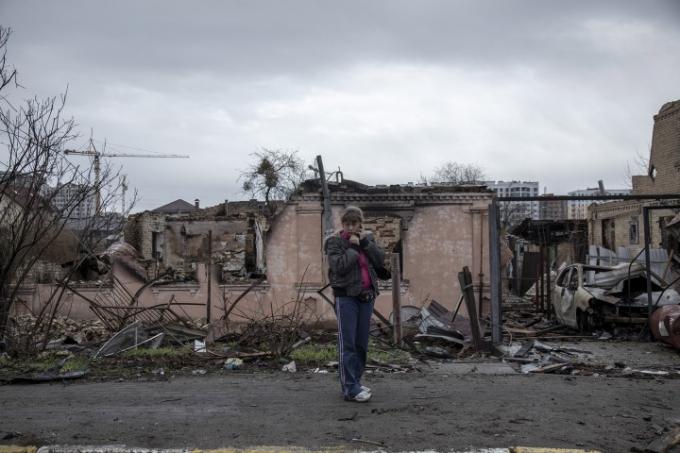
[552,263,680,331]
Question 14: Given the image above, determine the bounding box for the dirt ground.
[1,342,679,452]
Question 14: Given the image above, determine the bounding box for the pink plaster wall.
[399,204,488,315]
[18,195,491,326]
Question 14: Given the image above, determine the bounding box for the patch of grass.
[61,356,90,372]
[369,347,412,365]
[367,338,413,365]
[290,341,412,366]
[290,343,337,366]
[0,351,89,374]
[122,346,190,358]
[22,356,61,372]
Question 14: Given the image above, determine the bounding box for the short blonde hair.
[341,205,363,225]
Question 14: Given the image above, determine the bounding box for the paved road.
[1,370,677,451]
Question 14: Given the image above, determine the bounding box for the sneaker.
[350,389,372,402]
[361,385,371,393]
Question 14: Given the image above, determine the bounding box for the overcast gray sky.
[2,0,679,211]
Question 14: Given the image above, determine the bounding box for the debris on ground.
[0,352,90,384]
[93,321,164,358]
[642,423,680,453]
[193,339,207,353]
[5,254,678,384]
[414,334,463,358]
[8,314,108,351]
[281,360,297,372]
[6,369,88,384]
[421,345,451,358]
[498,335,680,378]
[367,357,415,373]
[389,299,468,359]
[224,358,244,370]
[420,300,462,337]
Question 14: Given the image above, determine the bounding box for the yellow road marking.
[512,448,602,453]
[0,446,38,453]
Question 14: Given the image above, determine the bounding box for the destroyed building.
[14,179,495,325]
[588,100,680,262]
[266,179,494,322]
[123,198,272,282]
[632,100,680,196]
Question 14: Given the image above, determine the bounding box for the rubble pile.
[8,314,109,349]
[500,296,680,378]
[227,318,308,357]
[503,307,566,339]
[499,338,680,378]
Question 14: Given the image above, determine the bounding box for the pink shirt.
[341,231,372,290]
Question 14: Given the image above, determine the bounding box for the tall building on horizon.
[539,193,568,220]
[51,183,96,220]
[567,187,631,219]
[484,180,539,225]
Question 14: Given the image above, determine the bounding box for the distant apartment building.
[51,183,96,220]
[567,187,631,219]
[485,180,539,225]
[539,194,568,220]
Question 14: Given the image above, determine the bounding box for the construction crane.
[121,175,128,213]
[65,138,190,212]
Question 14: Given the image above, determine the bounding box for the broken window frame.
[629,216,639,245]
[568,267,579,290]
[602,218,616,251]
[151,231,163,259]
[649,165,657,180]
[555,267,571,287]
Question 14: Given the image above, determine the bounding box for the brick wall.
[590,200,675,253]
[633,100,680,195]
[124,211,166,259]
[362,216,402,253]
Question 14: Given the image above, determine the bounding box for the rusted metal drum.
[650,305,680,350]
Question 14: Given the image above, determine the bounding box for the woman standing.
[324,206,386,402]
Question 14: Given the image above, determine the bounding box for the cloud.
[1,0,679,210]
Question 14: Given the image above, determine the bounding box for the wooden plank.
[459,266,483,350]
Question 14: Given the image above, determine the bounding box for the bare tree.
[622,149,650,189]
[240,148,307,212]
[0,27,17,94]
[0,26,131,350]
[427,161,486,185]
[499,200,531,228]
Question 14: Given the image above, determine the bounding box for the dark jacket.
[324,231,386,298]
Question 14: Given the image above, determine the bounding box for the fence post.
[391,253,402,346]
[488,199,502,345]
[207,229,212,323]
[643,207,653,316]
